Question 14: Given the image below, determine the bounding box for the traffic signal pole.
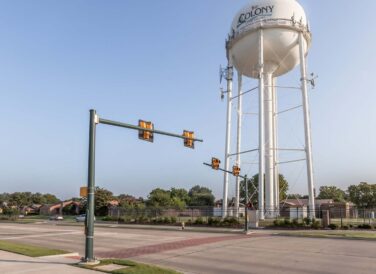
[244,174,248,233]
[85,109,97,263]
[83,109,203,264]
[203,162,249,233]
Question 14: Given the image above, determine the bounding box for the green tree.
[31,193,44,204]
[0,193,10,205]
[42,193,60,204]
[171,197,186,209]
[146,188,172,208]
[118,194,145,209]
[146,188,188,209]
[188,185,215,207]
[278,174,289,201]
[3,207,20,217]
[94,187,114,216]
[240,174,289,207]
[348,182,376,208]
[170,188,190,205]
[317,186,347,202]
[6,192,60,207]
[9,192,32,207]
[286,194,303,199]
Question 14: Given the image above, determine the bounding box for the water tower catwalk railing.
[226,18,312,53]
[222,16,316,220]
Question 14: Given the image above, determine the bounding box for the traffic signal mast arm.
[203,162,246,179]
[99,118,203,143]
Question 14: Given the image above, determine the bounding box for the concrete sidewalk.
[0,250,97,274]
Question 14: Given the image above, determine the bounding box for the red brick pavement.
[97,234,261,259]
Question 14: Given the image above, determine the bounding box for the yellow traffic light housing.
[232,165,241,177]
[211,158,221,170]
[183,130,195,149]
[138,120,154,142]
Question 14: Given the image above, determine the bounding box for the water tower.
[222,0,316,219]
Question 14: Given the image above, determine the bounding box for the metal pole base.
[79,258,101,266]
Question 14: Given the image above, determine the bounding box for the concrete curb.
[54,222,246,234]
[39,252,80,259]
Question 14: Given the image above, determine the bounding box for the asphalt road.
[0,222,375,274]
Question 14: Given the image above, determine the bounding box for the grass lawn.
[277,230,376,241]
[0,240,68,257]
[79,259,181,274]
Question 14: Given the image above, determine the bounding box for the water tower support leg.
[258,29,265,220]
[264,73,275,218]
[273,77,280,215]
[222,58,234,219]
[299,33,316,220]
[235,72,243,218]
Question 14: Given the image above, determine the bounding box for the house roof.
[280,199,308,207]
[40,200,80,211]
[108,200,119,206]
[280,199,334,207]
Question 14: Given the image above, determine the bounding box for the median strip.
[275,231,376,241]
[0,240,68,257]
[0,240,182,273]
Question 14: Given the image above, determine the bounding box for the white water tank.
[227,0,311,78]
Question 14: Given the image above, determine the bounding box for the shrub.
[311,220,321,230]
[273,220,282,227]
[102,216,117,222]
[208,217,220,226]
[0,215,9,221]
[137,216,147,223]
[118,217,132,223]
[284,219,292,226]
[117,217,124,223]
[155,217,164,224]
[221,217,239,227]
[3,207,20,217]
[303,217,312,226]
[358,224,372,229]
[194,217,205,225]
[163,217,171,224]
[170,216,177,224]
[342,225,349,230]
[292,218,299,227]
[328,224,338,230]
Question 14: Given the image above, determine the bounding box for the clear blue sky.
[0,1,375,200]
